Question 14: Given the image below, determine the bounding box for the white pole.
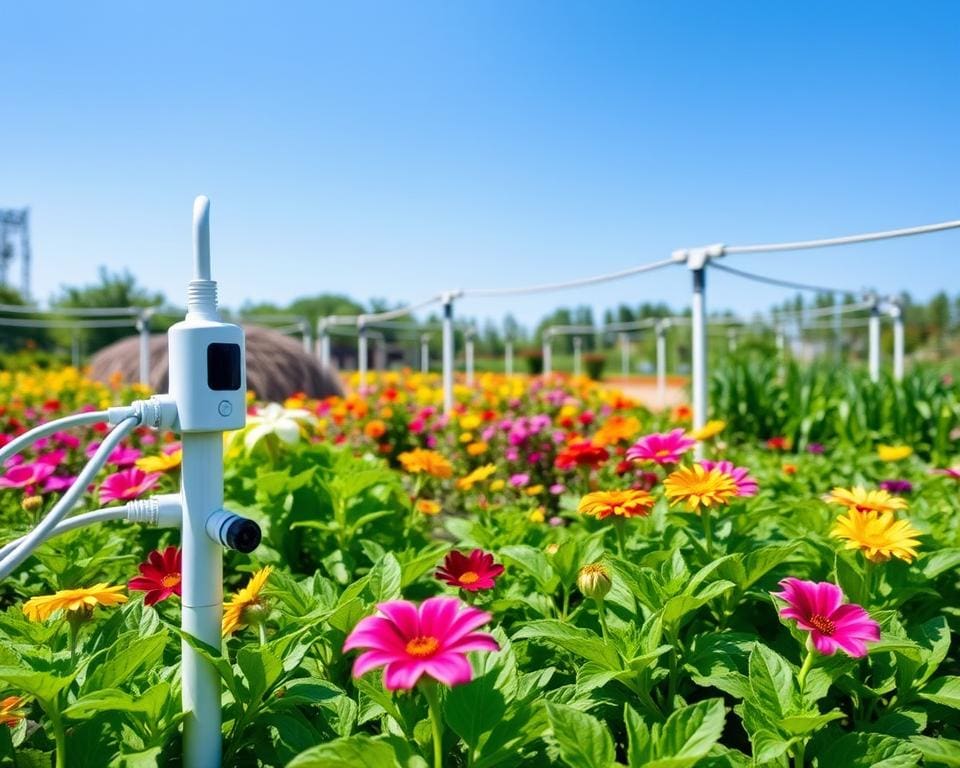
[374,335,386,371]
[727,327,737,353]
[465,331,475,387]
[892,303,904,382]
[690,256,708,459]
[442,294,455,414]
[137,310,151,387]
[504,339,513,377]
[420,334,430,374]
[542,333,552,376]
[318,320,331,369]
[868,300,881,383]
[656,321,667,408]
[358,320,368,388]
[301,319,313,355]
[619,332,629,377]
[573,336,582,377]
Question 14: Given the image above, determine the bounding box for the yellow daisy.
[397,449,453,479]
[831,509,922,563]
[456,464,497,491]
[135,449,183,473]
[578,489,655,520]
[22,583,128,622]
[663,464,738,511]
[688,419,726,441]
[415,499,441,516]
[877,444,913,462]
[222,567,273,636]
[826,487,907,514]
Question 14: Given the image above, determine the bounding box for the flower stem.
[613,518,627,558]
[595,597,610,643]
[862,558,874,605]
[701,508,714,557]
[49,707,67,768]
[792,647,817,768]
[258,622,267,646]
[422,682,444,768]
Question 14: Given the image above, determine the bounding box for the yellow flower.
[578,489,655,520]
[459,432,474,444]
[459,413,482,431]
[397,449,453,479]
[525,485,544,496]
[456,464,497,491]
[415,499,441,516]
[529,507,546,523]
[490,479,506,492]
[22,583,128,622]
[877,444,913,462]
[689,419,726,441]
[826,487,907,514]
[0,695,27,727]
[466,441,488,456]
[222,567,273,636]
[831,509,922,563]
[663,465,738,511]
[135,449,183,473]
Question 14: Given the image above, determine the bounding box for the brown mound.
[89,325,344,401]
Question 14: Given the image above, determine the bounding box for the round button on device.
[218,400,233,417]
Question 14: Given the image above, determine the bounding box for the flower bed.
[0,368,957,766]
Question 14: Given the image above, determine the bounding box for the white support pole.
[573,336,582,377]
[442,294,455,414]
[690,257,708,459]
[868,299,881,383]
[891,302,904,382]
[420,334,430,374]
[137,310,151,387]
[727,327,737,353]
[542,333,552,376]
[318,320,331,369]
[465,330,475,387]
[656,321,667,409]
[358,320,368,388]
[300,319,313,355]
[619,332,629,377]
[833,302,843,364]
[374,335,386,372]
[504,339,513,377]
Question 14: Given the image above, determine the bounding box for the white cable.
[0,411,112,466]
[359,295,444,324]
[603,318,661,333]
[0,317,136,329]
[0,417,139,579]
[0,508,127,561]
[724,218,960,255]
[462,257,678,297]
[770,301,873,322]
[0,303,144,317]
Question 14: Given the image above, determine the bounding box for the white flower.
[237,403,316,452]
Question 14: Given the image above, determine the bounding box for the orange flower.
[663,465,738,511]
[415,499,441,516]
[364,419,387,440]
[0,696,27,727]
[398,449,453,478]
[578,489,655,520]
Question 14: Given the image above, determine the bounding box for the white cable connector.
[125,493,183,529]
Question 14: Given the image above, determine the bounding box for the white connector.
[125,493,183,528]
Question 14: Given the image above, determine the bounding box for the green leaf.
[779,710,845,736]
[62,688,157,719]
[662,581,734,626]
[237,645,285,703]
[910,735,960,767]
[919,675,960,710]
[512,620,621,670]
[747,644,796,718]
[642,698,727,768]
[544,702,616,768]
[815,732,921,768]
[366,553,402,603]
[82,630,166,693]
[444,666,509,751]
[287,734,403,768]
[0,665,75,704]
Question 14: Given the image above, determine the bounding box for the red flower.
[555,441,610,471]
[128,547,182,606]
[436,549,504,592]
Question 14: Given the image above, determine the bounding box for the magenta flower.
[699,460,758,497]
[99,468,161,504]
[933,466,960,480]
[0,462,56,490]
[879,479,913,494]
[37,450,67,467]
[343,597,499,690]
[773,578,879,657]
[108,446,142,467]
[43,475,78,493]
[508,473,530,488]
[626,429,696,465]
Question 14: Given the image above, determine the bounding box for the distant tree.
[0,285,53,352]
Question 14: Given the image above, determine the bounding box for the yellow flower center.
[808,614,836,636]
[161,574,181,589]
[655,449,671,457]
[458,571,479,584]
[405,635,440,657]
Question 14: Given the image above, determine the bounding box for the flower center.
[580,563,608,577]
[808,614,836,636]
[655,449,672,457]
[161,574,181,589]
[458,571,480,585]
[405,635,440,657]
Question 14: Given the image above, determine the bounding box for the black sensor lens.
[225,518,261,553]
[207,343,242,391]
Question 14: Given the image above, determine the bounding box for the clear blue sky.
[3,1,958,329]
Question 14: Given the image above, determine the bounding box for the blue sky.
[3,1,958,329]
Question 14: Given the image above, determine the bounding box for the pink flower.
[99,468,161,504]
[509,473,529,488]
[933,466,960,480]
[626,429,696,465]
[37,450,67,467]
[343,597,498,690]
[43,475,78,493]
[773,578,879,657]
[53,432,80,450]
[0,462,56,490]
[699,460,758,497]
[108,446,142,467]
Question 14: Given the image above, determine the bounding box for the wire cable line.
[708,261,862,296]
[461,257,678,298]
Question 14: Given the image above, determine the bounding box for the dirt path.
[602,376,688,410]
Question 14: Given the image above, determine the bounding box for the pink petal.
[419,596,460,636]
[376,601,421,638]
[811,632,839,655]
[424,653,474,687]
[353,650,401,678]
[384,660,428,691]
[812,582,843,617]
[343,616,409,653]
[832,634,869,658]
[442,606,494,647]
[447,633,500,653]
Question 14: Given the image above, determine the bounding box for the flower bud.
[577,563,612,600]
[21,496,43,513]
